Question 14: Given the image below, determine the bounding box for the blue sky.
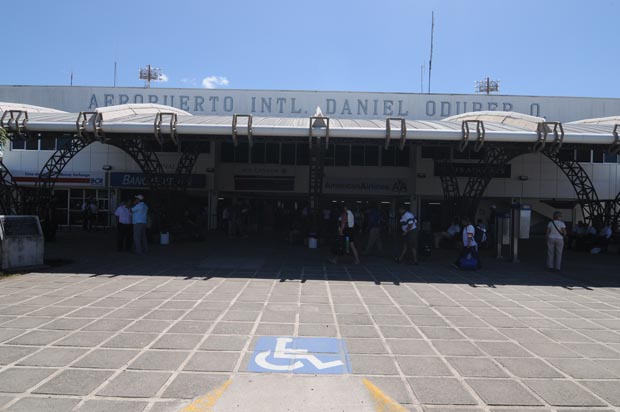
[2,0,619,97]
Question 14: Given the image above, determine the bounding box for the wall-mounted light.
[518,175,529,181]
[102,165,112,171]
[417,172,427,178]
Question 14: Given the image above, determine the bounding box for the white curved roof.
[568,116,620,126]
[0,103,617,146]
[94,103,191,121]
[0,102,66,114]
[444,111,545,131]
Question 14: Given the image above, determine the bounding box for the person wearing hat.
[131,195,149,254]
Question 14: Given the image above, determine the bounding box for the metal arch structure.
[34,137,92,198]
[173,141,202,190]
[460,145,527,216]
[608,191,620,231]
[0,158,22,215]
[107,138,166,190]
[542,148,607,225]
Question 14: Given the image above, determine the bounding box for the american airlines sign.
[1,86,620,122]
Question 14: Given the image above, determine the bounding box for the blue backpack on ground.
[459,250,479,270]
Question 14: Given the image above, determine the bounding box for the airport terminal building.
[1,85,619,233]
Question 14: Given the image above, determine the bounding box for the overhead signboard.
[11,171,105,187]
[109,172,206,189]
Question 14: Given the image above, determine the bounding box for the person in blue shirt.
[363,203,384,256]
[131,195,149,254]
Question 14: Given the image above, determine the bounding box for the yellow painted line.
[180,379,232,412]
[362,378,409,412]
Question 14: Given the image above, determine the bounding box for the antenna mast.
[428,11,434,94]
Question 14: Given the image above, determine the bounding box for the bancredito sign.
[2,86,620,122]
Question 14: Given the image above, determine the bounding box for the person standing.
[546,211,566,271]
[395,205,418,264]
[363,203,384,256]
[453,217,481,269]
[114,200,133,252]
[328,204,360,265]
[131,195,149,254]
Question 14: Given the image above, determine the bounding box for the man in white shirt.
[453,217,481,269]
[395,205,418,264]
[114,200,132,252]
[597,224,613,252]
[546,211,566,271]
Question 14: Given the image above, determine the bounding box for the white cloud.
[159,73,169,82]
[202,76,229,89]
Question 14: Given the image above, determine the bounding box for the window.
[382,146,396,166]
[592,149,604,163]
[576,149,591,163]
[296,143,309,165]
[604,151,618,163]
[11,138,25,150]
[251,143,266,163]
[558,149,574,162]
[235,143,249,163]
[421,146,450,160]
[323,144,335,167]
[56,136,72,150]
[281,143,295,165]
[396,146,410,167]
[452,147,469,160]
[364,145,379,166]
[25,139,38,150]
[351,145,364,166]
[265,143,280,163]
[335,145,349,166]
[221,142,235,162]
[40,137,56,151]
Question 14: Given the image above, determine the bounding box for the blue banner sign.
[109,172,206,189]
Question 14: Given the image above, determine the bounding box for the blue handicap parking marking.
[247,336,351,374]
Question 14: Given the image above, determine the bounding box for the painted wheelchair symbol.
[254,337,345,372]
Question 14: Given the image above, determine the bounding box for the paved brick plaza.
[0,233,619,411]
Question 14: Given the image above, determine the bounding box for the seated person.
[475,219,488,248]
[596,224,613,252]
[568,221,587,250]
[433,218,461,249]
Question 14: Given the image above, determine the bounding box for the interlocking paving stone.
[16,347,87,367]
[162,373,230,399]
[0,346,38,365]
[74,399,149,412]
[6,330,68,346]
[365,376,415,405]
[184,351,241,372]
[458,328,509,341]
[524,379,606,406]
[151,334,202,350]
[548,358,619,379]
[432,340,484,356]
[3,397,80,412]
[298,323,338,337]
[386,339,436,355]
[128,351,189,371]
[467,379,543,406]
[255,323,295,335]
[418,327,465,340]
[97,371,171,398]
[211,322,254,335]
[475,341,533,357]
[496,358,563,378]
[520,341,580,358]
[34,369,113,395]
[562,343,620,359]
[579,380,620,406]
[380,326,422,339]
[168,321,212,334]
[53,331,112,347]
[447,357,509,378]
[396,356,453,377]
[348,354,399,375]
[0,368,55,393]
[102,333,159,348]
[339,325,380,338]
[73,349,139,369]
[344,338,388,354]
[407,377,477,405]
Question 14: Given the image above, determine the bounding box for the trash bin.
[308,233,318,249]
[160,232,170,245]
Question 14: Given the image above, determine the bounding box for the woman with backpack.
[546,211,567,271]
